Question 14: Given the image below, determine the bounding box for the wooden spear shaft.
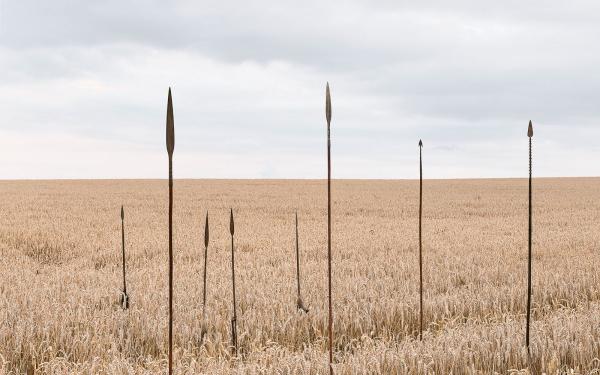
[295,211,301,298]
[325,82,333,375]
[230,208,238,356]
[418,140,423,340]
[526,120,533,351]
[202,211,209,319]
[121,205,128,309]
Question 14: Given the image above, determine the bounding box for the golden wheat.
[0,178,599,374]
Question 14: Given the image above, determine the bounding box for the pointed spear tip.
[121,205,124,220]
[528,120,533,138]
[419,139,423,147]
[229,208,235,236]
[166,87,175,155]
[325,82,331,125]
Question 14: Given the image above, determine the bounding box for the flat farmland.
[0,178,599,374]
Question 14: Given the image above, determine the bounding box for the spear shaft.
[121,209,126,293]
[418,140,423,340]
[295,212,301,298]
[230,209,238,356]
[121,206,129,310]
[526,121,533,351]
[325,82,333,375]
[202,212,209,319]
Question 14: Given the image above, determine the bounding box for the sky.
[1,1,599,179]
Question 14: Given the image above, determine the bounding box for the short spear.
[418,139,423,340]
[202,211,209,320]
[526,120,534,352]
[120,205,129,310]
[295,211,309,313]
[325,82,333,375]
[229,208,238,356]
[166,87,175,375]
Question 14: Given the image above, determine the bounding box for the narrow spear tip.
[121,205,124,220]
[527,120,533,138]
[419,139,423,147]
[325,82,331,125]
[166,88,175,155]
[229,208,235,236]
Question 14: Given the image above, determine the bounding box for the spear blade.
[325,82,332,126]
[166,88,175,156]
[527,120,533,138]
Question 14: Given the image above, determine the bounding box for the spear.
[325,82,333,375]
[202,211,209,319]
[120,205,129,310]
[229,208,238,356]
[418,139,423,340]
[295,211,309,313]
[200,211,209,343]
[166,87,175,375]
[526,120,534,352]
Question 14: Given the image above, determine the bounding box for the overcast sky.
[1,1,599,179]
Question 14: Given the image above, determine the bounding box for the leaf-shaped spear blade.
[166,88,175,156]
[325,82,332,127]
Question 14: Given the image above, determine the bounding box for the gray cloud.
[0,1,599,179]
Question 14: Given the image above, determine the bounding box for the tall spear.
[418,139,423,340]
[526,120,534,352]
[229,208,238,356]
[166,87,175,375]
[325,82,333,375]
[120,205,129,310]
[295,211,309,313]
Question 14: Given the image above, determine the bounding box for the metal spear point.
[418,139,423,340]
[166,87,175,375]
[120,205,129,310]
[325,82,333,375]
[295,211,309,313]
[229,208,238,356]
[526,120,533,352]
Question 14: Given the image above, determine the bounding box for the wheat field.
[0,178,599,374]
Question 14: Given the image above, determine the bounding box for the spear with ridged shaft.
[418,139,423,340]
[120,205,129,310]
[526,120,533,352]
[229,208,238,356]
[166,87,175,375]
[325,82,333,375]
[295,211,309,313]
